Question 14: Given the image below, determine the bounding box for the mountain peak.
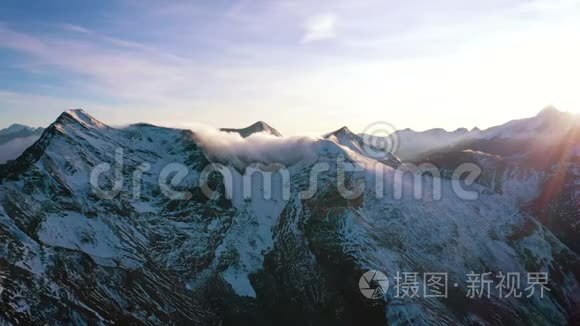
[325,126,354,138]
[537,105,561,117]
[55,109,108,129]
[535,106,574,121]
[323,125,403,168]
[249,121,269,128]
[533,105,576,126]
[221,121,282,138]
[0,123,33,136]
[7,123,30,130]
[336,126,352,133]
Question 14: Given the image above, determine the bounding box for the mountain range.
[0,108,578,325]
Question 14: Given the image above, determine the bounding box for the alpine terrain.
[0,109,578,325]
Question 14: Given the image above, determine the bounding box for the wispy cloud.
[0,23,202,103]
[301,13,337,43]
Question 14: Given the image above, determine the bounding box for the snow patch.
[221,266,257,298]
[38,213,121,261]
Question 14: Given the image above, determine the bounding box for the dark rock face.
[221,121,282,138]
[0,110,578,325]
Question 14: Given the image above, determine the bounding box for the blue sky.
[0,0,579,135]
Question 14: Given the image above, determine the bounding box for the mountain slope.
[0,110,225,324]
[415,108,580,255]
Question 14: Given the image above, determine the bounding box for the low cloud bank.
[189,124,322,168]
[0,135,40,164]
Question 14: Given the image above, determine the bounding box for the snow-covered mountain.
[413,107,579,161]
[476,106,578,142]
[361,106,579,163]
[324,126,403,168]
[415,107,580,255]
[0,124,44,164]
[361,127,480,161]
[0,110,578,325]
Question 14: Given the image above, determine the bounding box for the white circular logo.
[359,270,389,300]
[361,121,399,159]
